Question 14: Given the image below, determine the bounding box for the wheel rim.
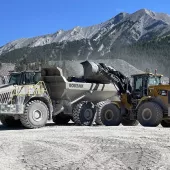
[84,109,93,120]
[105,109,114,121]
[142,108,152,120]
[32,110,43,122]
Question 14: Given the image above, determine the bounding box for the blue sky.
[0,0,170,46]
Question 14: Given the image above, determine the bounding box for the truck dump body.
[42,68,119,103]
[44,79,118,103]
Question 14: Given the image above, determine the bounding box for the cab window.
[134,77,143,91]
[148,77,161,86]
[24,72,41,84]
[9,73,21,85]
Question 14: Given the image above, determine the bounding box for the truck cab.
[8,71,41,85]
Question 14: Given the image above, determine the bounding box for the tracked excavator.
[86,61,170,127]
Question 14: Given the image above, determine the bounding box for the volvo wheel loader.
[90,61,170,127]
[0,63,119,129]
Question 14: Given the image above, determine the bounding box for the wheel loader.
[90,61,170,127]
[0,62,119,129]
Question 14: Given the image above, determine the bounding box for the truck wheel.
[95,101,110,125]
[20,100,49,129]
[0,116,21,127]
[161,120,170,127]
[52,113,71,125]
[137,102,163,127]
[73,101,96,126]
[122,118,139,126]
[100,103,122,126]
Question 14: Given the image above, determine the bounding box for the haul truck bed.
[42,66,119,126]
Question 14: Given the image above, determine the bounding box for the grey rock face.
[1,9,170,57]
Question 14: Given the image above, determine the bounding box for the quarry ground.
[0,123,170,170]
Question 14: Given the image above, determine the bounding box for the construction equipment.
[0,64,119,128]
[89,61,170,127]
[1,60,169,128]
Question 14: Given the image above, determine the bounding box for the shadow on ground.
[0,122,77,131]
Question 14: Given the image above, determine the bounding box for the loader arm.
[97,63,132,95]
[81,60,132,95]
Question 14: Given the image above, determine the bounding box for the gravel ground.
[0,123,170,170]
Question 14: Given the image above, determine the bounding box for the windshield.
[9,72,41,85]
[8,73,21,85]
[148,76,161,86]
[25,72,41,84]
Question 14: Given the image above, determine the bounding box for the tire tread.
[20,100,49,129]
[137,102,163,127]
[95,100,110,125]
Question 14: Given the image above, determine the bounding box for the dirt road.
[0,123,169,170]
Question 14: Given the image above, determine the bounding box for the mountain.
[0,9,170,76]
[0,12,129,56]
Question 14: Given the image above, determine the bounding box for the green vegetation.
[1,35,170,76]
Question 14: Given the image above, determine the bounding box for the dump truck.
[0,61,119,128]
[90,62,170,127]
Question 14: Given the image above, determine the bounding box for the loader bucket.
[81,60,110,84]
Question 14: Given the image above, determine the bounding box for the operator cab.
[9,71,41,85]
[131,73,162,99]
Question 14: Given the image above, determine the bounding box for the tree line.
[1,35,170,76]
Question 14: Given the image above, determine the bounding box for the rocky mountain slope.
[0,9,170,76]
[1,9,170,56]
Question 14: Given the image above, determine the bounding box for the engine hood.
[0,84,16,94]
[0,84,12,88]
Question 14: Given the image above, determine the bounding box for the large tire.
[137,102,163,127]
[122,118,139,126]
[20,100,49,129]
[0,116,22,127]
[161,120,170,127]
[73,101,96,126]
[52,113,71,125]
[95,101,110,125]
[100,103,122,126]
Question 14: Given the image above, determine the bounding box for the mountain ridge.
[1,8,170,56]
[1,9,170,76]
